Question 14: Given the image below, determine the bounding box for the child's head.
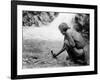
[58,23,70,35]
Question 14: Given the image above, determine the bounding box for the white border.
[17,5,95,75]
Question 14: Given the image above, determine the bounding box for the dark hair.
[59,23,70,32]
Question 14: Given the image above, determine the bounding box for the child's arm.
[65,31,75,47]
[55,43,66,57]
[51,38,69,58]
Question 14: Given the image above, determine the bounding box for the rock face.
[23,11,59,27]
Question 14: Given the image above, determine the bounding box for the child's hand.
[51,50,57,59]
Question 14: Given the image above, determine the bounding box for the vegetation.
[72,13,90,40]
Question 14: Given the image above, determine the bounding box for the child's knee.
[74,48,84,56]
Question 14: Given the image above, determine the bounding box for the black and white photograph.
[22,11,90,68]
[11,1,97,79]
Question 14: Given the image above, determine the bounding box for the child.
[52,23,89,65]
